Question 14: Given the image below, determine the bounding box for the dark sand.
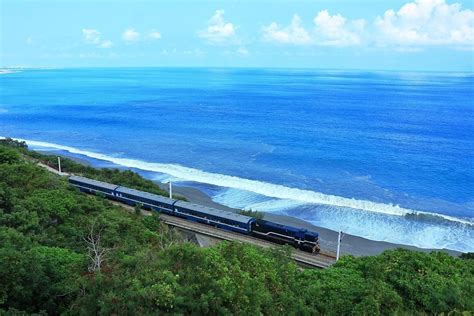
[39,151,93,166]
[160,183,461,257]
[43,150,460,257]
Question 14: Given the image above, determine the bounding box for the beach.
[37,149,462,257]
[158,182,461,257]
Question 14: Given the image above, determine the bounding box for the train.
[69,175,321,253]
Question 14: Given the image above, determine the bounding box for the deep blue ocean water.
[1,68,473,252]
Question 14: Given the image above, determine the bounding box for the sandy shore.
[160,183,461,257]
[39,150,460,257]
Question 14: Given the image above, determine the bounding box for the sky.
[1,0,473,71]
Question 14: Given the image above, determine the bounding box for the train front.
[304,231,321,254]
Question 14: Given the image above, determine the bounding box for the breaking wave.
[5,137,473,227]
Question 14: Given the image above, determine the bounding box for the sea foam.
[4,137,472,227]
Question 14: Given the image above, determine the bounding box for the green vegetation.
[239,208,265,220]
[1,141,473,315]
[460,252,474,260]
[0,137,185,200]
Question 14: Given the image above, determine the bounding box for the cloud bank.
[262,15,311,45]
[262,0,473,49]
[262,11,365,47]
[375,0,473,47]
[78,0,473,54]
[314,10,365,46]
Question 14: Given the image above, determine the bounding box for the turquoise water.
[1,68,473,251]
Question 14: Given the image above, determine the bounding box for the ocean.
[1,67,473,252]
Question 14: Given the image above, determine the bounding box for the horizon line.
[2,65,473,74]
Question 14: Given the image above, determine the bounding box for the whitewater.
[1,68,472,252]
[7,137,472,228]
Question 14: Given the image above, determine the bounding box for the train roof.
[257,219,319,237]
[69,175,119,191]
[70,175,254,225]
[174,200,255,225]
[115,186,175,205]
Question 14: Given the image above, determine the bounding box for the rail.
[157,212,336,269]
[37,162,336,268]
[112,200,336,269]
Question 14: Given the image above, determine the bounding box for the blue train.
[69,175,320,253]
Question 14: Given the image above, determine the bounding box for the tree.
[0,138,27,148]
[0,146,21,164]
[0,184,13,212]
[239,208,265,219]
[0,229,84,314]
[142,212,161,231]
[84,221,110,273]
[21,189,76,225]
[134,202,143,216]
[460,252,474,260]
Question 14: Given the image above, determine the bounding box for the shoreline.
[158,182,461,257]
[39,150,461,257]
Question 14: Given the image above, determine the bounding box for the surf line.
[3,136,472,227]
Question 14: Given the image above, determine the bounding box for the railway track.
[113,201,336,269]
[37,163,336,269]
[160,213,336,268]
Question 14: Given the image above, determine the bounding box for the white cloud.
[262,12,363,46]
[223,47,250,56]
[260,0,473,50]
[122,28,140,42]
[82,29,101,44]
[25,37,33,45]
[149,30,162,40]
[262,14,311,45]
[82,28,113,49]
[198,10,236,43]
[98,40,113,49]
[236,47,249,56]
[375,0,474,47]
[183,48,205,56]
[314,10,365,46]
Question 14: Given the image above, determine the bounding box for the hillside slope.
[1,140,473,315]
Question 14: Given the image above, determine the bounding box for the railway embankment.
[33,145,461,258]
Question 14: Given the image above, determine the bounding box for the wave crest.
[5,137,472,226]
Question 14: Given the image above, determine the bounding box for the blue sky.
[1,0,473,71]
